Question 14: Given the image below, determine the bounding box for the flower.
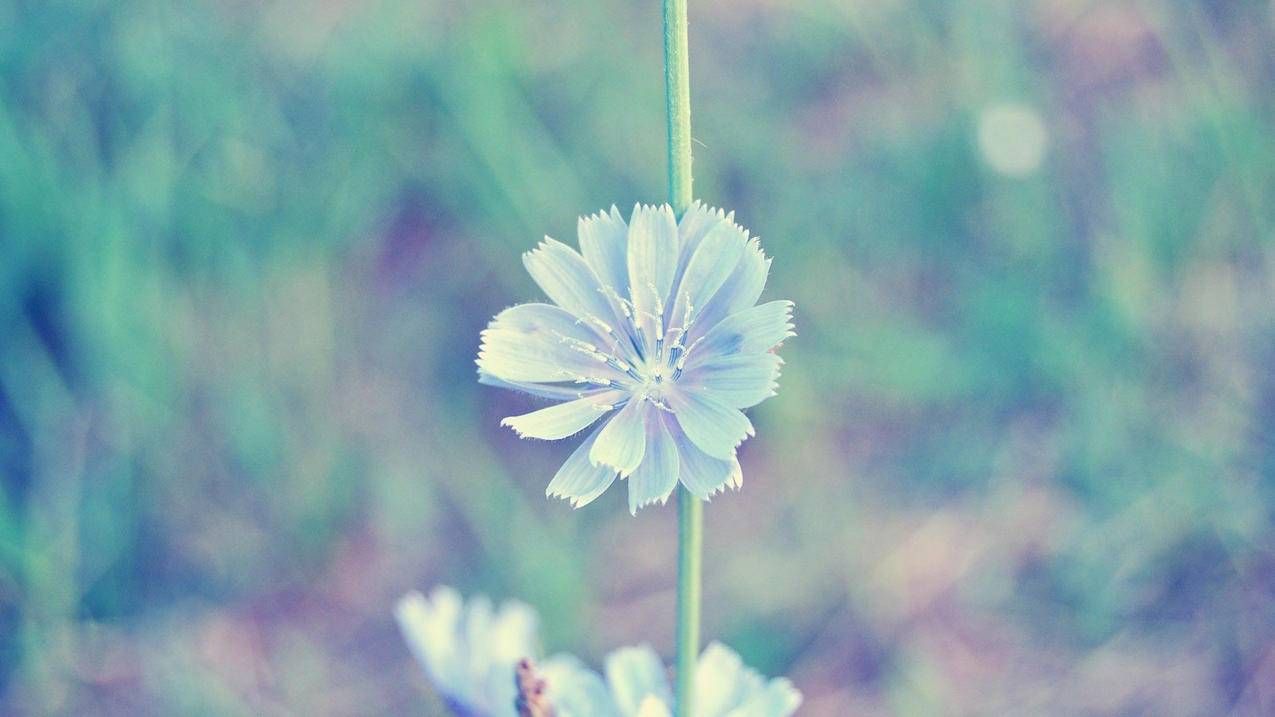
[396,587,802,717]
[478,203,793,513]
[395,587,539,717]
[540,642,802,717]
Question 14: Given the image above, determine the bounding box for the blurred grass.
[1,0,1275,714]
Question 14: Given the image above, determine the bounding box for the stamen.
[663,292,695,357]
[647,282,665,315]
[556,370,617,387]
[672,335,706,380]
[599,285,634,319]
[563,343,609,363]
[677,336,706,368]
[553,332,599,353]
[584,315,614,336]
[647,397,674,413]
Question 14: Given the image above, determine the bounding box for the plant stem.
[664,0,693,215]
[675,487,702,717]
[664,1,698,715]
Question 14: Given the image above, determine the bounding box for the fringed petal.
[590,398,649,476]
[667,389,753,461]
[546,424,619,509]
[502,390,625,440]
[679,353,782,409]
[626,414,680,514]
[605,645,673,716]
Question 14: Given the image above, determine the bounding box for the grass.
[0,1,1273,714]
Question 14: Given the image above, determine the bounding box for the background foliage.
[2,1,1274,714]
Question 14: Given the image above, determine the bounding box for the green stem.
[663,0,693,215]
[663,1,699,715]
[675,488,702,717]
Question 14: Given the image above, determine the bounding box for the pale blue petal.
[477,373,591,401]
[590,399,648,476]
[524,238,620,329]
[541,654,621,717]
[683,301,794,373]
[490,601,540,663]
[478,303,627,384]
[476,599,541,717]
[668,389,754,461]
[502,390,625,440]
[725,679,802,717]
[605,645,673,716]
[395,589,463,687]
[695,643,802,717]
[626,204,679,315]
[687,239,770,343]
[668,220,747,332]
[671,202,727,288]
[478,326,619,384]
[694,642,751,717]
[636,697,674,717]
[718,239,770,317]
[679,354,782,409]
[546,424,619,509]
[485,302,594,336]
[578,206,629,296]
[396,588,540,716]
[672,425,740,499]
[626,415,680,514]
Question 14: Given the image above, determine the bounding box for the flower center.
[638,358,668,392]
[558,286,707,399]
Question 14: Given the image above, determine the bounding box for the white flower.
[478,203,793,513]
[395,587,538,716]
[542,643,801,717]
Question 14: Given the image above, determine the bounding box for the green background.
[1,1,1273,714]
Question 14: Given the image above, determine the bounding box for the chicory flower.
[395,587,539,716]
[478,203,793,513]
[540,643,802,717]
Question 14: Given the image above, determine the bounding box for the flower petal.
[673,425,741,499]
[668,220,747,333]
[546,423,619,509]
[524,237,620,330]
[727,679,803,717]
[395,589,462,687]
[590,398,648,476]
[605,645,673,716]
[478,373,592,401]
[667,389,753,461]
[626,204,679,315]
[578,206,629,296]
[683,301,794,373]
[687,238,771,343]
[636,696,674,717]
[626,415,680,514]
[679,354,783,409]
[541,654,621,717]
[671,202,727,285]
[694,642,752,717]
[489,601,540,664]
[477,303,627,384]
[502,390,625,440]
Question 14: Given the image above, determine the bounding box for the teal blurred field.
[2,1,1274,714]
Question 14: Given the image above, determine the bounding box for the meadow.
[1,1,1274,714]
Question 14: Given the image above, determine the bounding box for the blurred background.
[2,0,1274,714]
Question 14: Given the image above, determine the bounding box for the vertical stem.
[664,1,698,715]
[663,0,693,215]
[675,488,702,716]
